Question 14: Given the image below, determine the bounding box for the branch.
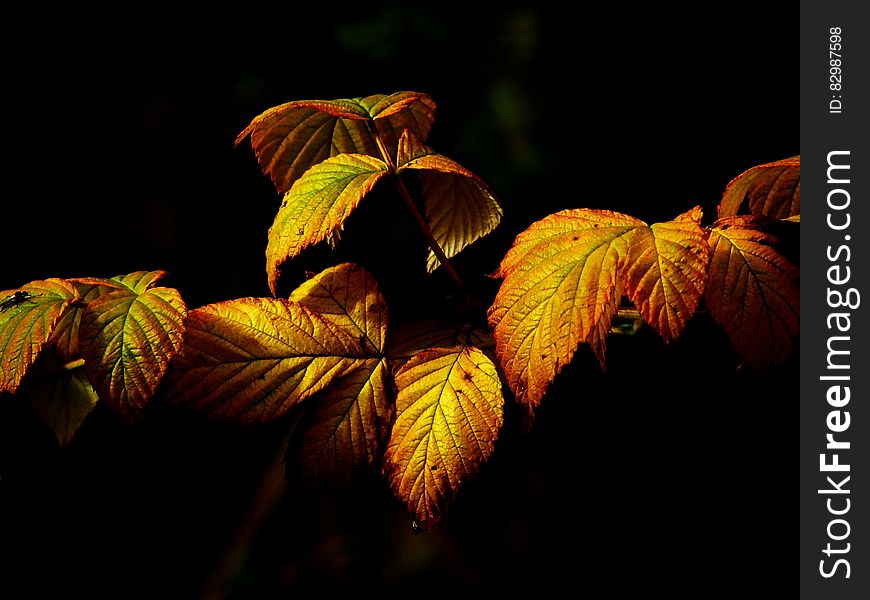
[370,126,465,289]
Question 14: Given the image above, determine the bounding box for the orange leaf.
[237,91,435,193]
[622,207,709,342]
[0,279,78,394]
[717,156,800,219]
[383,346,503,529]
[488,209,642,413]
[705,216,800,368]
[167,298,369,423]
[265,153,389,294]
[397,131,502,272]
[79,272,187,417]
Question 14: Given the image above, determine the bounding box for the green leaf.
[0,279,78,394]
[237,91,435,193]
[25,350,98,446]
[397,130,502,272]
[266,154,389,294]
[383,346,504,529]
[79,271,187,417]
[705,216,800,368]
[717,156,800,219]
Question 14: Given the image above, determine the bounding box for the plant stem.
[370,126,464,289]
[200,428,293,600]
[62,358,85,371]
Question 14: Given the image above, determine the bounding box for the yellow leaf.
[717,156,800,219]
[265,153,389,294]
[396,130,502,272]
[622,207,709,343]
[488,209,642,412]
[290,262,388,354]
[286,263,391,484]
[0,278,78,393]
[706,216,800,368]
[237,91,435,193]
[25,350,97,446]
[383,346,503,529]
[167,298,369,423]
[80,272,187,417]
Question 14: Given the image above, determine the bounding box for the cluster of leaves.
[489,156,801,419]
[0,272,186,443]
[234,91,502,290]
[0,91,800,529]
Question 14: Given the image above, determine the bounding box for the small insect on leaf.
[0,291,36,312]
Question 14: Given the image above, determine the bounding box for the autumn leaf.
[290,358,390,485]
[717,156,800,219]
[0,278,78,394]
[489,208,712,416]
[168,298,370,423]
[383,346,503,529]
[388,319,496,371]
[25,350,98,446]
[396,130,502,272]
[50,278,125,362]
[622,207,709,343]
[237,91,435,193]
[705,216,800,368]
[265,153,389,294]
[286,263,391,484]
[79,271,186,417]
[488,210,641,412]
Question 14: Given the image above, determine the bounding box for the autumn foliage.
[0,93,799,528]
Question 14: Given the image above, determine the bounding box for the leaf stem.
[62,358,85,371]
[370,125,465,289]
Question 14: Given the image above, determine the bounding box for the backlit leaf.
[167,298,370,423]
[397,131,502,272]
[80,272,186,417]
[237,91,435,193]
[25,350,97,446]
[289,262,388,354]
[383,346,503,529]
[488,210,642,413]
[705,216,800,368]
[622,207,709,342]
[50,278,124,362]
[717,156,800,219]
[290,358,390,485]
[0,278,78,393]
[266,154,389,294]
[286,263,391,484]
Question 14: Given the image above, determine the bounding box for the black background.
[1,5,797,597]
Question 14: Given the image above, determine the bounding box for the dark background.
[1,5,797,597]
